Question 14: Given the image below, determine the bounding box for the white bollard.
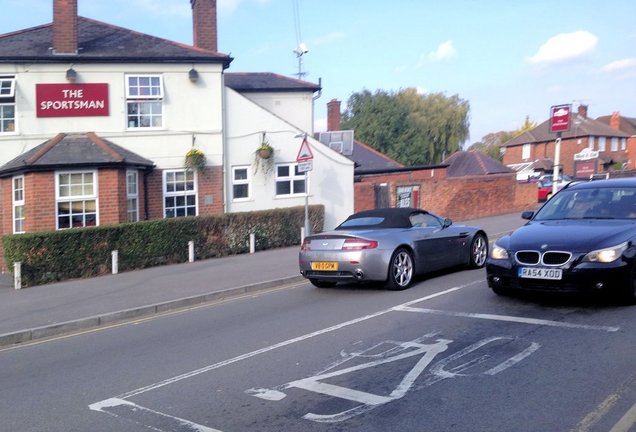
[14,262,21,290]
[300,227,305,244]
[188,240,195,263]
[112,250,118,275]
[249,233,255,254]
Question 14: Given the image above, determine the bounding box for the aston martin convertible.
[299,207,489,290]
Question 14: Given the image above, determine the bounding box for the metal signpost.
[296,136,314,237]
[549,104,571,195]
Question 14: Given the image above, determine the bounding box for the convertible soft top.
[336,208,424,229]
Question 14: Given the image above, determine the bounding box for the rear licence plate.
[518,267,562,280]
[311,262,338,271]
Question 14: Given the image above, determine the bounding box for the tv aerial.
[293,42,309,80]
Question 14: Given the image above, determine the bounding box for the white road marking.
[609,402,636,432]
[395,306,620,332]
[89,398,222,432]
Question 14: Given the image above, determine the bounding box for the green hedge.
[3,205,324,287]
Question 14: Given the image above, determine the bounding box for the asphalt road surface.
[1,267,635,432]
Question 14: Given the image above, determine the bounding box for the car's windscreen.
[534,187,636,220]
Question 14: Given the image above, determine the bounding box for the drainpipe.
[221,74,229,213]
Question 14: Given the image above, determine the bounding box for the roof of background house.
[596,115,636,136]
[443,151,513,177]
[350,140,403,172]
[0,133,154,177]
[225,72,321,93]
[0,17,231,66]
[503,113,630,147]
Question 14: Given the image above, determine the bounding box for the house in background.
[596,112,636,169]
[502,105,631,179]
[321,99,536,220]
[0,0,354,267]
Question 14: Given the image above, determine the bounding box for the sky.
[1,0,636,146]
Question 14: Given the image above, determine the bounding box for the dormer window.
[0,76,16,98]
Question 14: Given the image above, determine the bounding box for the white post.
[111,250,118,274]
[14,262,21,290]
[249,233,255,254]
[304,170,310,236]
[553,135,561,196]
[301,227,305,244]
[188,240,195,263]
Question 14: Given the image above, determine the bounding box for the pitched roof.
[0,17,232,66]
[444,151,513,177]
[225,72,321,93]
[351,140,403,172]
[0,132,154,177]
[504,113,629,147]
[596,115,636,136]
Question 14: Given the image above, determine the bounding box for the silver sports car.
[299,207,488,290]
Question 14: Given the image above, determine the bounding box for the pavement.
[0,211,529,347]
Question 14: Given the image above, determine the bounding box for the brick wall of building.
[355,171,536,221]
[197,166,224,214]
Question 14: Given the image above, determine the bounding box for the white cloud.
[427,40,457,62]
[601,58,636,72]
[528,30,598,65]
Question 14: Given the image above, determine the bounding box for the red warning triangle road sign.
[296,138,314,161]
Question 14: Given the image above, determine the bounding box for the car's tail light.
[301,238,311,251]
[342,238,378,250]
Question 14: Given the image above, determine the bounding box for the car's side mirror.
[443,218,453,228]
[521,211,534,220]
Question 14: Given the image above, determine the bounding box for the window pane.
[276,181,291,195]
[234,168,248,180]
[233,184,248,198]
[293,179,306,194]
[277,166,289,177]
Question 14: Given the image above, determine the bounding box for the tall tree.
[468,116,538,162]
[341,88,470,165]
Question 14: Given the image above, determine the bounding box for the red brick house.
[502,105,631,179]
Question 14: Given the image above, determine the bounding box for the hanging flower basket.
[185,148,206,172]
[254,141,275,174]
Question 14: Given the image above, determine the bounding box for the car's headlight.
[582,242,628,263]
[490,244,509,260]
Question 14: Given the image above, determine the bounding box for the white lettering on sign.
[39,99,106,111]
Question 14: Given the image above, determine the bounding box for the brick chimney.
[327,99,342,131]
[53,0,78,55]
[577,104,588,119]
[610,112,621,129]
[191,0,217,51]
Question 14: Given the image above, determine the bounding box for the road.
[1,268,635,432]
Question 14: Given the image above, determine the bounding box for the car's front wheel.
[469,233,488,268]
[387,248,414,290]
[619,270,636,305]
[309,279,337,288]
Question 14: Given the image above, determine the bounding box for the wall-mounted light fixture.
[188,68,199,83]
[66,67,77,82]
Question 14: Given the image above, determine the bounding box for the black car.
[487,177,636,304]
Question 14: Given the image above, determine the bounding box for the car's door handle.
[459,232,470,238]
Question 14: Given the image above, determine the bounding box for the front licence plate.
[311,261,338,271]
[518,267,562,280]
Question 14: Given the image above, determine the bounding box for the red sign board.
[296,137,314,161]
[550,104,571,133]
[36,83,109,117]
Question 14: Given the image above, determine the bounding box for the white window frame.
[611,137,618,152]
[12,175,24,234]
[588,136,595,150]
[598,137,606,151]
[55,170,99,230]
[522,143,531,160]
[126,170,139,222]
[125,74,164,129]
[275,163,307,197]
[0,76,15,98]
[232,166,251,201]
[621,138,627,150]
[163,169,198,218]
[0,76,16,134]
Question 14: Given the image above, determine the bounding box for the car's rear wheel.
[387,248,414,290]
[309,279,337,288]
[469,233,488,268]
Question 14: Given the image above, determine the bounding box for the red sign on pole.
[550,104,571,133]
[36,83,109,117]
[296,137,314,161]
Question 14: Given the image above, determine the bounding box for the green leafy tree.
[468,116,538,162]
[341,88,470,165]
